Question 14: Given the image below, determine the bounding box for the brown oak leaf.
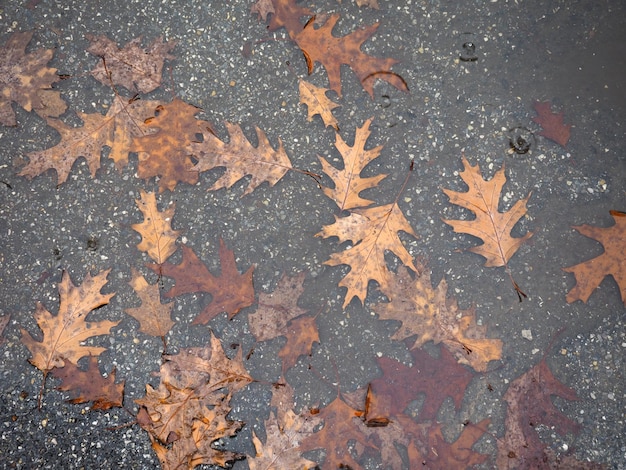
[299,79,340,130]
[317,203,417,308]
[20,269,118,373]
[131,189,181,265]
[496,356,587,469]
[299,395,375,469]
[0,31,65,126]
[365,346,474,423]
[148,240,254,324]
[248,272,319,372]
[250,0,275,22]
[532,100,571,147]
[86,34,176,94]
[372,263,502,371]
[189,122,292,196]
[563,210,626,305]
[248,410,318,470]
[131,98,213,192]
[442,155,533,299]
[318,118,387,210]
[50,356,124,410]
[260,0,313,37]
[294,14,408,97]
[19,95,161,184]
[136,334,251,468]
[125,267,175,338]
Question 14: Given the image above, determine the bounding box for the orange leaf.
[21,270,118,372]
[563,210,626,305]
[318,117,386,210]
[131,189,181,265]
[442,155,533,268]
[294,13,408,97]
[190,122,292,196]
[318,203,417,308]
[299,79,340,130]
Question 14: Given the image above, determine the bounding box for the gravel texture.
[0,0,625,469]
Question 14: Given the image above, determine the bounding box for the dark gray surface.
[0,0,624,468]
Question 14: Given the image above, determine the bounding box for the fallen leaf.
[294,13,408,97]
[86,34,176,93]
[532,100,571,147]
[442,155,533,299]
[365,346,474,423]
[136,334,252,468]
[496,356,586,469]
[248,272,319,372]
[299,79,340,130]
[20,269,118,372]
[261,0,313,37]
[563,210,626,305]
[250,0,275,22]
[0,31,65,126]
[189,122,292,196]
[50,356,124,410]
[373,263,502,371]
[317,203,417,308]
[131,98,212,192]
[19,95,161,184]
[318,117,386,210]
[125,267,175,338]
[299,395,374,469]
[248,410,318,470]
[355,0,379,8]
[148,240,254,324]
[131,189,181,265]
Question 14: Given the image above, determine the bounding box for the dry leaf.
[20,270,118,372]
[262,0,313,37]
[532,100,571,147]
[125,267,175,338]
[0,31,64,126]
[563,210,626,305]
[294,14,408,97]
[317,203,417,308]
[132,189,181,265]
[318,118,386,210]
[373,263,502,371]
[190,122,292,196]
[0,313,10,345]
[250,0,275,22]
[50,356,124,410]
[86,34,176,93]
[148,240,254,324]
[299,79,340,130]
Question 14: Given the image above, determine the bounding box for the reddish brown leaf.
[299,395,374,469]
[563,210,626,305]
[294,14,408,97]
[497,356,588,469]
[532,101,571,147]
[131,98,212,192]
[50,356,124,410]
[0,313,10,345]
[148,239,254,324]
[365,346,474,423]
[86,34,176,93]
[299,79,340,130]
[261,0,313,37]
